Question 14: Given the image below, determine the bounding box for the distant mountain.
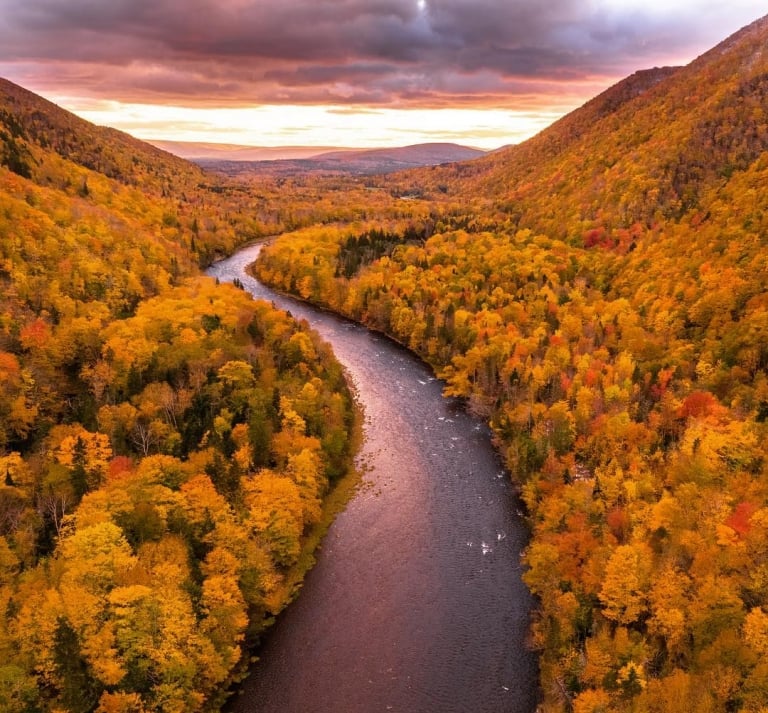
[313,142,485,164]
[151,140,484,167]
[147,140,356,161]
[196,142,487,177]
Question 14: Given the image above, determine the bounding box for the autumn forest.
[3,11,768,713]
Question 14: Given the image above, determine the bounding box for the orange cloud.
[1,1,763,109]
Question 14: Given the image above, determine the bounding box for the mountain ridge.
[0,76,206,194]
[147,139,486,167]
[194,141,487,178]
[311,142,485,162]
[405,14,768,245]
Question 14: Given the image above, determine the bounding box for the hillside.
[404,15,768,242]
[0,76,291,269]
[250,13,768,713]
[0,77,207,193]
[0,78,355,712]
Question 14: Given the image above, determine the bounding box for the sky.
[0,0,765,149]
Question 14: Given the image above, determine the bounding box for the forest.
[0,79,355,711]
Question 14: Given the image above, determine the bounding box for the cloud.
[0,0,764,108]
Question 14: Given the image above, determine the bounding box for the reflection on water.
[207,245,538,713]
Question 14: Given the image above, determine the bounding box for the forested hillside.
[0,80,355,711]
[253,15,768,712]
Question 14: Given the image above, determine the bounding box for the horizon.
[148,138,492,152]
[1,1,765,149]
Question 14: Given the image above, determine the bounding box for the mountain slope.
[0,77,355,713]
[406,14,768,243]
[248,13,768,713]
[0,76,297,267]
[0,77,206,193]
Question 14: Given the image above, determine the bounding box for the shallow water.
[207,244,538,713]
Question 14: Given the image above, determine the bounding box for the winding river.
[207,244,538,713]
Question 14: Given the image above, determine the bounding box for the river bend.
[207,244,538,713]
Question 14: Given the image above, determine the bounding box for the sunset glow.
[58,98,595,150]
[0,0,765,148]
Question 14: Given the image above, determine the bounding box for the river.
[207,244,538,713]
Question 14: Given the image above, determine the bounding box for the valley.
[1,10,768,713]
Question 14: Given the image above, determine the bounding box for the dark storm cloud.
[0,0,763,106]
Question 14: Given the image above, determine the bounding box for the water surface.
[207,245,538,713]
